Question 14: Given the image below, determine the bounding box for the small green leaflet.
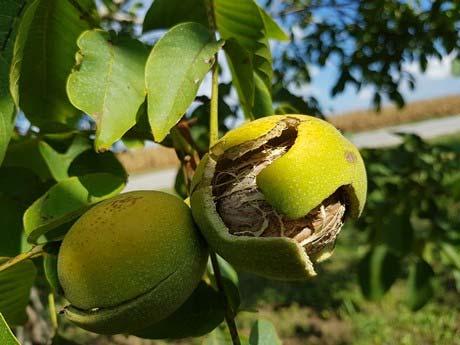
[145,22,223,141]
[67,30,149,151]
[249,319,282,345]
[0,313,20,345]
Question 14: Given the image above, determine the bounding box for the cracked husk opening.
[212,118,348,257]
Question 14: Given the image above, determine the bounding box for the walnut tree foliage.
[0,0,459,344]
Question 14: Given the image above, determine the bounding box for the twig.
[205,0,241,344]
[67,0,99,27]
[0,245,45,273]
[210,252,241,344]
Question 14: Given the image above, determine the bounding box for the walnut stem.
[205,0,242,344]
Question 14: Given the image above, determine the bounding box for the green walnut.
[57,191,208,334]
[191,115,366,280]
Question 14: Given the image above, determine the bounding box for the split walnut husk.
[191,115,367,280]
[212,118,347,259]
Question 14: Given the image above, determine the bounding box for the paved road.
[125,115,460,191]
[124,167,178,192]
[350,114,460,149]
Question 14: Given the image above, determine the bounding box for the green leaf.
[134,281,225,339]
[406,259,435,310]
[3,136,91,182]
[273,87,311,114]
[214,0,264,52]
[10,0,96,126]
[204,328,250,345]
[67,30,149,150]
[224,39,254,117]
[0,313,20,345]
[0,196,23,257]
[253,72,273,118]
[3,139,53,180]
[249,319,282,345]
[258,8,289,41]
[452,58,460,77]
[215,0,274,118]
[207,255,241,313]
[441,243,460,270]
[43,251,63,295]
[38,136,92,181]
[0,166,44,207]
[24,173,125,243]
[0,166,46,257]
[68,150,126,178]
[0,258,36,325]
[145,22,223,141]
[358,246,401,300]
[143,0,208,31]
[0,0,24,165]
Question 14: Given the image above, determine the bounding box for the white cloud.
[357,87,373,100]
[403,53,456,80]
[288,82,318,97]
[309,65,320,77]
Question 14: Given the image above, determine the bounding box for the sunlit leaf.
[0,258,36,325]
[249,319,281,345]
[258,7,289,41]
[441,243,460,269]
[204,328,250,345]
[67,30,149,150]
[0,313,20,345]
[145,22,223,141]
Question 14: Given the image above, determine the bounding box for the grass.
[430,131,460,151]
[329,94,460,133]
[225,226,460,345]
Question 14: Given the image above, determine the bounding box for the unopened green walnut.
[57,191,208,334]
[191,115,367,280]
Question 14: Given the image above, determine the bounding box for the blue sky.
[294,52,460,114]
[200,47,460,117]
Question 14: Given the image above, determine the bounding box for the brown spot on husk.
[212,118,347,257]
[345,151,356,163]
